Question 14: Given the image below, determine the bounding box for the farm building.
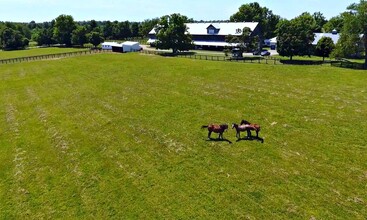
[101,42,121,50]
[148,22,260,50]
[104,41,142,53]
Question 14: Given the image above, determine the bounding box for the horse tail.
[201,125,208,129]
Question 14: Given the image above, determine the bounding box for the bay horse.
[201,124,228,139]
[240,120,261,138]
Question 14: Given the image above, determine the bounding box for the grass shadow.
[236,136,264,143]
[206,138,232,144]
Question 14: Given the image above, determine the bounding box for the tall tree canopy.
[323,14,346,33]
[53,14,76,46]
[276,13,316,60]
[155,13,193,53]
[229,2,280,39]
[313,12,327,32]
[346,0,367,67]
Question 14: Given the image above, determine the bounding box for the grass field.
[0,47,89,60]
[0,53,366,219]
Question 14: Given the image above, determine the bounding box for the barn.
[121,41,142,52]
[148,22,260,50]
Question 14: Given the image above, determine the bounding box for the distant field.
[0,47,89,60]
[0,53,366,219]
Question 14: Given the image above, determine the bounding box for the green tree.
[130,22,140,38]
[72,26,88,46]
[32,28,54,46]
[276,13,316,60]
[139,18,159,37]
[88,31,104,48]
[332,11,363,60]
[230,2,280,40]
[53,14,76,46]
[155,13,193,54]
[1,27,28,50]
[315,37,335,61]
[225,27,257,52]
[346,0,367,67]
[313,12,327,32]
[103,21,114,40]
[323,14,346,32]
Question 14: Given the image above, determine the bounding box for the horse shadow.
[206,138,233,144]
[236,136,264,143]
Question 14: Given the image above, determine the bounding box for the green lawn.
[0,47,89,60]
[0,53,366,219]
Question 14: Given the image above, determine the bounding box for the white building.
[101,42,120,50]
[148,22,260,49]
[121,41,142,52]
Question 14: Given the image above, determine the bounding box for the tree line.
[0,16,160,50]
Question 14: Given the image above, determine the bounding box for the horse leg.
[256,130,259,138]
[237,131,240,139]
[219,132,223,139]
[208,131,212,139]
[246,130,251,138]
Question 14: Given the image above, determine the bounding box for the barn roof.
[149,22,259,36]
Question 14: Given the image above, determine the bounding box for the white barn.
[121,41,141,52]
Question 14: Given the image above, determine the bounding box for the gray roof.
[149,22,259,36]
[313,33,340,45]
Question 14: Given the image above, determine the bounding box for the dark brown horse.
[240,120,261,138]
[201,124,228,139]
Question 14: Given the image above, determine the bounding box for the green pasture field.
[0,47,89,60]
[0,53,366,219]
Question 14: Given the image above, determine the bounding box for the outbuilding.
[121,41,142,52]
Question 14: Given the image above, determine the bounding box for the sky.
[0,0,357,23]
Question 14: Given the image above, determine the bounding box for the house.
[148,22,260,50]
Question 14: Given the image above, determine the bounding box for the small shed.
[121,41,141,52]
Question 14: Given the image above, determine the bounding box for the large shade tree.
[155,13,193,54]
[276,13,316,60]
[230,2,280,40]
[53,14,76,46]
[346,0,367,67]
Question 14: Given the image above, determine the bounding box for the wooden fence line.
[0,49,112,65]
[139,50,280,65]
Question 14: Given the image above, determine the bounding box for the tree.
[155,13,193,54]
[72,25,88,46]
[130,22,140,38]
[332,11,363,59]
[225,27,257,52]
[88,31,104,48]
[276,13,316,60]
[230,2,280,40]
[313,12,327,32]
[315,37,335,61]
[323,14,346,32]
[103,21,114,40]
[53,14,76,46]
[139,18,159,37]
[1,27,28,50]
[32,28,54,46]
[346,0,367,67]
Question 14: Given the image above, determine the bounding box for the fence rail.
[331,61,365,70]
[139,50,281,65]
[0,49,111,65]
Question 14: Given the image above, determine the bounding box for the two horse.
[202,119,261,141]
[232,120,261,140]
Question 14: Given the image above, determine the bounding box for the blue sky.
[0,0,356,22]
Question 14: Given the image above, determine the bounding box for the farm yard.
[0,52,366,219]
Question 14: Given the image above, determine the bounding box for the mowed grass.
[0,53,366,219]
[0,47,89,60]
